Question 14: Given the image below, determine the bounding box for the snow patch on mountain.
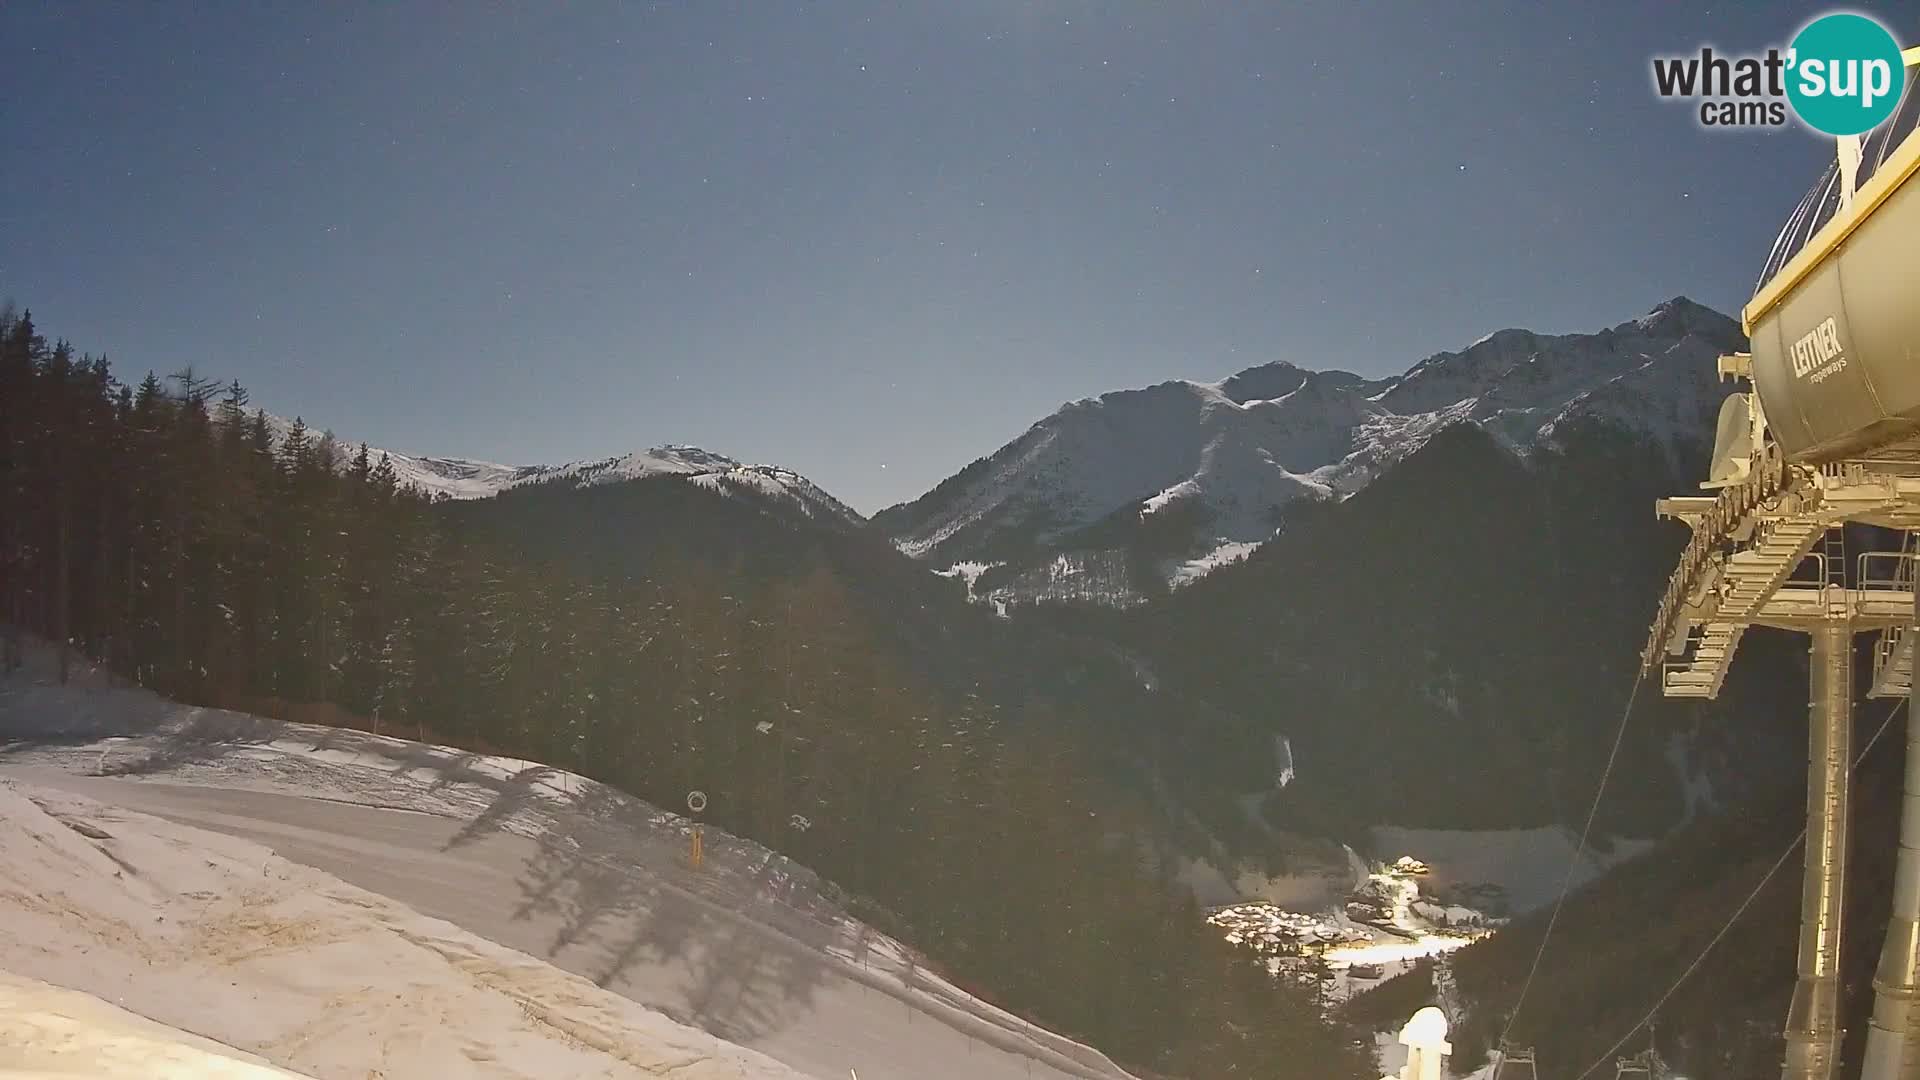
[934,561,1004,601]
[1168,540,1261,587]
[977,550,1144,609]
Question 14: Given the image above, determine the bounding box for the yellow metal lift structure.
[1645,48,1920,1080]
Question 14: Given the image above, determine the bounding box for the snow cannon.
[1725,47,1920,472]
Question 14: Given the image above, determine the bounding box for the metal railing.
[1867,537,1920,694]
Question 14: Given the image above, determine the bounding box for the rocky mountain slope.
[876,297,1745,606]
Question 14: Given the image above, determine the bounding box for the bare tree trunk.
[95,469,116,673]
[171,490,188,693]
[123,529,138,680]
[55,481,69,684]
[0,430,13,675]
[778,597,792,848]
[1,573,19,674]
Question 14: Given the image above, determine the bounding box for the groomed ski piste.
[0,644,1137,1080]
[0,970,313,1078]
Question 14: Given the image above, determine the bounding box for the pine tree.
[0,311,48,667]
[164,372,217,695]
[370,452,399,498]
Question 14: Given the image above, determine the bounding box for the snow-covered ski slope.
[0,969,315,1078]
[0,780,803,1079]
[0,653,1136,1080]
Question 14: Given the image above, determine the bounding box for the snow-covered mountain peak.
[252,415,862,525]
[1377,328,1569,414]
[1210,362,1387,408]
[1214,361,1310,404]
[881,298,1746,599]
[1628,295,1735,338]
[531,444,746,485]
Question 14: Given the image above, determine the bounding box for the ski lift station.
[1643,43,1920,1080]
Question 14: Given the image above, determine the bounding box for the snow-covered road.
[0,665,1136,1080]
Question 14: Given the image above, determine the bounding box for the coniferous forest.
[0,307,1379,1078]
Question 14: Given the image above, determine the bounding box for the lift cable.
[1495,673,1647,1066]
[1565,697,1905,1080]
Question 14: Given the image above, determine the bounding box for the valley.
[0,294,1827,1077]
[1207,858,1493,1004]
[9,7,1905,1076]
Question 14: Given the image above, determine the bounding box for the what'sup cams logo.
[1652,11,1907,135]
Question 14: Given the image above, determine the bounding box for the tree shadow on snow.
[500,781,835,1044]
[94,707,285,776]
[440,763,560,851]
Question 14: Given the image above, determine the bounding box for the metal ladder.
[1869,530,1920,698]
[1822,527,1848,590]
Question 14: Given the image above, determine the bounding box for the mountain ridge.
[876,296,1744,602]
[257,412,866,528]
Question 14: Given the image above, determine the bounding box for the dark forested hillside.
[452,468,1293,859]
[1086,418,1810,842]
[0,308,1375,1080]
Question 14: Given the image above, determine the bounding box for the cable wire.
[1493,672,1647,1070]
[1565,697,1906,1080]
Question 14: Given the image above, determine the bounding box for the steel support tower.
[1646,52,1920,1075]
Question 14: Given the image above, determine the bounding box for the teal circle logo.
[1787,13,1906,136]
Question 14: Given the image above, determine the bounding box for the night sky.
[4,2,1916,512]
